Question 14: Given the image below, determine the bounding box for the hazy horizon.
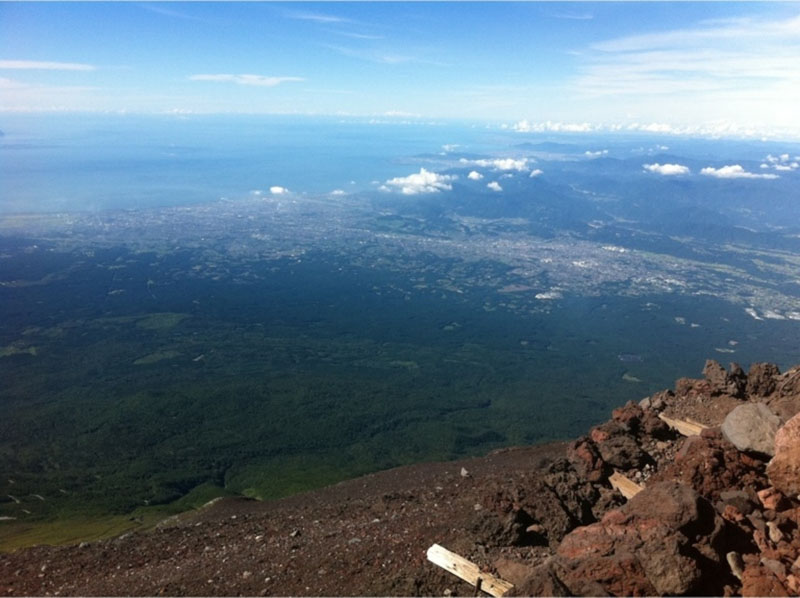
[2,2,800,139]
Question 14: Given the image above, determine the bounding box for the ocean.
[0,113,497,213]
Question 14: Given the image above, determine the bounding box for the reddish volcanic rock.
[757,487,789,512]
[777,365,800,397]
[566,437,606,483]
[747,362,781,397]
[704,359,746,398]
[554,482,728,596]
[590,420,649,471]
[767,412,800,497]
[650,429,766,502]
[741,563,790,596]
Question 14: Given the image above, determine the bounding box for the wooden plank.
[609,471,644,500]
[658,413,708,437]
[426,543,514,597]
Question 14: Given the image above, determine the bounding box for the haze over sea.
[1,114,489,213]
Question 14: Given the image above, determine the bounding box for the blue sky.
[2,2,800,137]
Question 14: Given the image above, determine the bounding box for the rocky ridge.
[2,360,800,596]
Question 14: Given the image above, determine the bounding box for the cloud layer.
[0,60,96,71]
[643,163,690,175]
[382,168,456,194]
[189,74,304,87]
[700,165,779,180]
[460,157,529,171]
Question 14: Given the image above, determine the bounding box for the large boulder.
[566,437,606,483]
[703,359,746,398]
[747,362,781,397]
[767,412,800,496]
[481,464,597,548]
[554,482,728,596]
[776,365,800,397]
[721,403,781,456]
[590,421,649,470]
[650,429,766,501]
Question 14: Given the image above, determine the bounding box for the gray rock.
[721,403,781,456]
[703,359,746,397]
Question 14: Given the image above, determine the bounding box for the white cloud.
[512,119,595,133]
[442,144,460,153]
[383,168,456,195]
[331,189,347,195]
[0,60,96,71]
[529,169,544,177]
[506,119,794,140]
[460,157,529,171]
[700,165,779,179]
[467,171,483,180]
[285,10,352,24]
[585,149,608,157]
[270,186,289,194]
[189,74,304,87]
[571,15,800,137]
[383,110,421,117]
[643,163,690,175]
[764,154,799,171]
[487,181,503,192]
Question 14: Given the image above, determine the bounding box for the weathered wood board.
[426,543,514,597]
[658,413,708,437]
[609,471,644,499]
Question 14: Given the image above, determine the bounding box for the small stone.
[757,487,787,511]
[460,467,470,478]
[254,535,264,541]
[766,521,784,543]
[727,552,744,581]
[753,529,771,553]
[289,529,300,538]
[761,558,787,581]
[443,589,452,597]
[722,504,745,523]
[526,523,545,534]
[242,571,252,579]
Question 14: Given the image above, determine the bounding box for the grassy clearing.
[0,513,158,553]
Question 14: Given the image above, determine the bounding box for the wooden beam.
[426,543,514,597]
[658,413,708,437]
[609,471,644,500]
